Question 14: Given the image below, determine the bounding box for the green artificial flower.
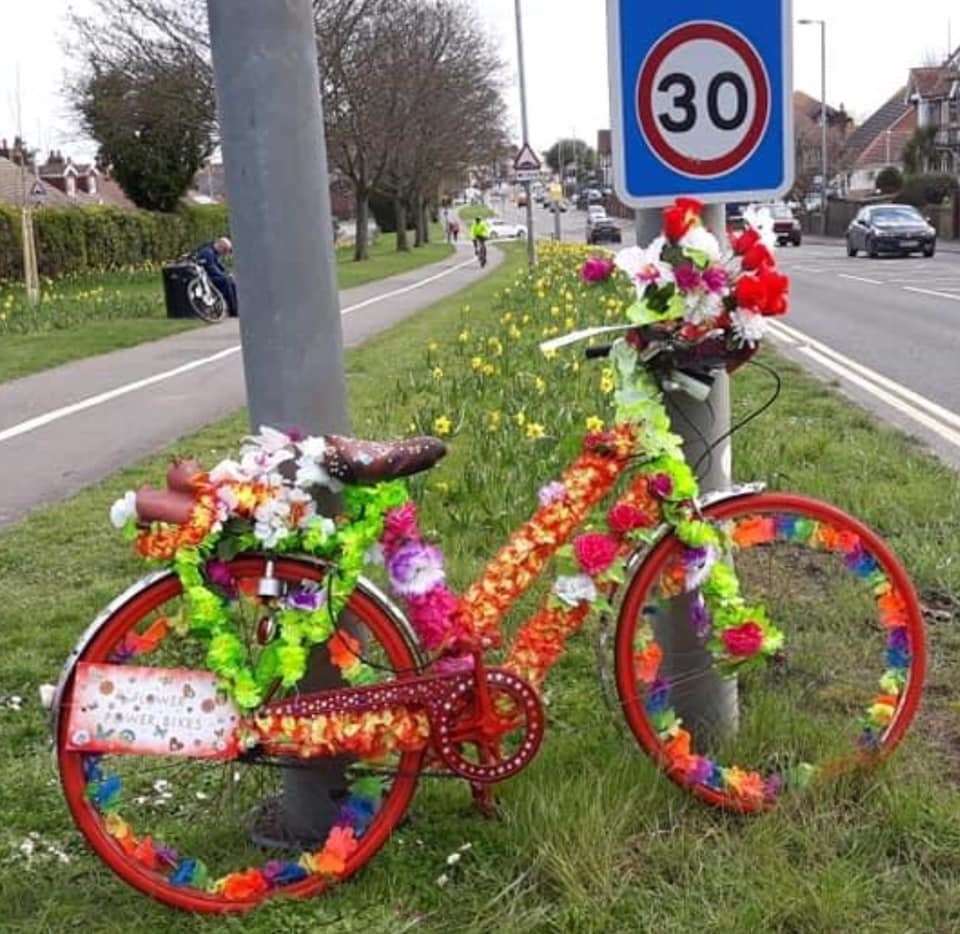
[302,516,337,554]
[175,547,205,589]
[301,608,335,645]
[185,585,228,634]
[207,630,246,676]
[702,563,741,602]
[349,775,386,803]
[674,518,721,549]
[231,670,263,711]
[278,643,309,688]
[254,643,281,689]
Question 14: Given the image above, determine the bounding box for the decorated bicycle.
[51,198,925,913]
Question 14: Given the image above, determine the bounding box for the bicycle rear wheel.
[614,493,925,812]
[57,556,425,913]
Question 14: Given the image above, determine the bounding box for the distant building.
[37,150,101,198]
[0,156,71,207]
[843,89,916,195]
[905,48,960,175]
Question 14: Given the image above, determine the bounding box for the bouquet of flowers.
[613,197,789,349]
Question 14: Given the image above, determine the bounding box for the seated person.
[193,237,238,317]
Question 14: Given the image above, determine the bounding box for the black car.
[587,219,622,245]
[846,204,936,258]
[768,203,802,246]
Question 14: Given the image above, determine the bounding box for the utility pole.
[634,203,738,745]
[514,0,536,266]
[800,18,828,236]
[207,0,350,846]
[14,66,39,306]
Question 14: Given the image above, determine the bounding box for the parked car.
[846,204,936,258]
[487,218,527,240]
[587,218,622,245]
[767,203,802,246]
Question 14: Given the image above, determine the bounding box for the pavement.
[0,241,501,527]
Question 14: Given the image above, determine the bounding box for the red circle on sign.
[636,21,770,178]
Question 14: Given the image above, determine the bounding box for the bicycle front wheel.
[57,556,426,913]
[614,493,926,812]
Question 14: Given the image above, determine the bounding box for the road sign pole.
[635,204,738,746]
[554,202,562,241]
[207,0,350,847]
[514,0,536,266]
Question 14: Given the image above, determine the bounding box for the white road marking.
[837,274,882,285]
[0,255,480,444]
[767,320,960,445]
[902,287,960,302]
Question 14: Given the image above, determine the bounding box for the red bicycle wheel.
[57,556,425,913]
[614,493,926,812]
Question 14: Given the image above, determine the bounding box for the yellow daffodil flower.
[433,415,452,436]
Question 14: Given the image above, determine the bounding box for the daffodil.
[486,411,502,431]
[433,415,452,436]
[525,422,546,440]
[458,330,470,343]
[586,415,605,432]
[600,368,616,394]
[514,411,526,428]
[432,366,444,381]
[471,356,484,371]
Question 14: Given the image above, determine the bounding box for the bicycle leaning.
[50,200,925,913]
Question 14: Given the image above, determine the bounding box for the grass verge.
[0,229,453,383]
[459,204,493,222]
[1,243,959,932]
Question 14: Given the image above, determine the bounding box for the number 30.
[657,72,748,133]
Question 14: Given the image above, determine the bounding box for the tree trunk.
[354,187,370,261]
[412,193,424,248]
[419,198,430,244]
[395,198,410,252]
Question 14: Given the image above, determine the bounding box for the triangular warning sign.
[513,143,541,171]
[29,180,47,198]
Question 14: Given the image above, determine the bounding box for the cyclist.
[192,237,238,317]
[470,216,490,267]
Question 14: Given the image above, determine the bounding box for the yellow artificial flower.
[433,415,452,436]
[585,415,605,432]
[525,422,546,440]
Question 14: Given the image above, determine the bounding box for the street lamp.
[799,18,828,235]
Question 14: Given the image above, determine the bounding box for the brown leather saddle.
[135,435,446,525]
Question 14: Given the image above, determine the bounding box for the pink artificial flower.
[702,266,728,294]
[674,265,702,293]
[406,585,460,650]
[382,502,419,552]
[573,532,620,576]
[580,256,616,283]
[538,481,567,507]
[721,622,765,657]
[648,473,674,499]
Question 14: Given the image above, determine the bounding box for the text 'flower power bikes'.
[51,199,926,913]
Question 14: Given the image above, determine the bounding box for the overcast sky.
[1,0,957,161]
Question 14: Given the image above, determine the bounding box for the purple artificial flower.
[155,843,180,868]
[687,757,714,785]
[648,473,674,499]
[764,773,784,801]
[387,542,446,597]
[205,560,237,597]
[689,594,713,641]
[286,587,325,612]
[580,257,616,283]
[538,481,567,507]
[432,653,475,675]
[702,266,728,294]
[674,264,702,293]
[888,627,910,652]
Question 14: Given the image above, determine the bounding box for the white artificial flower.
[680,224,723,262]
[552,574,598,608]
[238,447,294,481]
[683,288,724,327]
[685,545,719,591]
[742,205,776,250]
[109,491,138,529]
[294,455,341,493]
[208,459,248,484]
[287,487,317,528]
[730,310,768,347]
[242,425,291,455]
[297,436,328,460]
[616,237,674,294]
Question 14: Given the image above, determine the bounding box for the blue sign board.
[607,0,794,206]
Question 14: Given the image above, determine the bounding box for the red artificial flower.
[663,197,704,242]
[721,622,765,657]
[741,242,774,272]
[731,228,761,256]
[573,532,620,576]
[607,502,654,535]
[757,266,789,316]
[734,274,765,312]
[580,256,616,283]
[221,868,270,901]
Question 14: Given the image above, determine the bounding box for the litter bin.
[162,262,199,319]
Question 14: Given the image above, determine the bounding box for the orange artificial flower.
[220,868,270,901]
[634,643,664,684]
[733,516,777,548]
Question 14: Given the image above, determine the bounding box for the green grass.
[2,242,960,932]
[0,230,453,383]
[459,204,493,221]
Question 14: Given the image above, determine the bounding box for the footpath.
[0,242,500,526]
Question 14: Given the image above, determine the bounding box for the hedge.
[0,203,229,280]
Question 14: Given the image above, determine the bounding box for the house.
[792,91,854,194]
[37,150,102,198]
[905,48,960,174]
[843,88,916,195]
[0,156,73,208]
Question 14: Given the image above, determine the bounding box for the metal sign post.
[513,0,537,266]
[609,1,794,745]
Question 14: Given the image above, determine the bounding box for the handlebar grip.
[585,344,612,360]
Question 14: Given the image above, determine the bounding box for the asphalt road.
[0,242,501,526]
[496,196,960,468]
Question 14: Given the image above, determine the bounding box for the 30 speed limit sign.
[607,1,793,206]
